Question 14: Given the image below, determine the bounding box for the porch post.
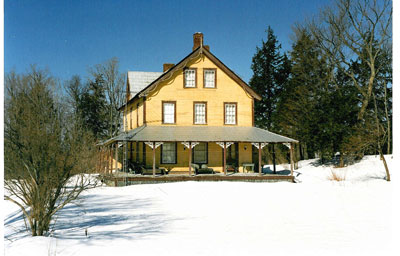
[121,142,125,172]
[100,148,103,173]
[101,147,107,173]
[152,142,156,177]
[115,142,118,172]
[109,145,112,174]
[97,147,100,172]
[272,144,276,174]
[106,146,109,174]
[223,142,227,175]
[258,143,262,175]
[188,142,192,176]
[290,142,294,176]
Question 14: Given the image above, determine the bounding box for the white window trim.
[224,103,237,125]
[163,102,175,124]
[194,102,206,124]
[204,69,216,88]
[184,69,196,88]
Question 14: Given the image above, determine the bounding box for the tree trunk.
[384,81,391,154]
[373,92,390,181]
[339,153,344,168]
[304,143,308,159]
[299,143,304,160]
[380,151,390,182]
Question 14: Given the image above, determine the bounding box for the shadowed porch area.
[98,126,298,178]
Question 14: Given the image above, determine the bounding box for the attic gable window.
[204,69,216,88]
[184,68,197,88]
[224,102,237,125]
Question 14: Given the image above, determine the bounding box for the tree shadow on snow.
[310,157,361,167]
[262,166,291,175]
[355,173,387,182]
[52,194,175,241]
[4,209,30,242]
[5,193,178,243]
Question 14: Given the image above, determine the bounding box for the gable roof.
[119,46,261,111]
[127,71,163,100]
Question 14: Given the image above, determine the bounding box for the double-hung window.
[224,103,237,125]
[161,142,177,164]
[194,102,207,124]
[193,143,208,164]
[204,69,216,88]
[162,101,175,124]
[184,68,196,87]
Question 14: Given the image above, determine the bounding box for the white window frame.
[184,68,196,88]
[194,102,207,124]
[224,103,237,125]
[204,69,216,88]
[162,101,175,124]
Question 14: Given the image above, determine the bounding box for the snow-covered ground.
[4,155,396,256]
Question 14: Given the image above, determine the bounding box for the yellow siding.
[238,143,253,172]
[123,97,146,131]
[138,98,144,127]
[120,53,256,173]
[145,55,254,127]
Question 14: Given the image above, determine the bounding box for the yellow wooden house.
[101,33,297,177]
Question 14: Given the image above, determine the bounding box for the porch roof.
[100,126,298,145]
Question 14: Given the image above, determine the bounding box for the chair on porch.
[124,159,145,174]
[226,164,238,173]
[141,166,168,175]
[191,164,215,175]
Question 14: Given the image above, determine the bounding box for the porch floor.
[100,172,294,186]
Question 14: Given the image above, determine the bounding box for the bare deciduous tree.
[309,0,392,180]
[4,68,98,236]
[309,0,391,121]
[90,57,126,137]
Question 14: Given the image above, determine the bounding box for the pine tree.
[78,75,109,139]
[249,27,290,130]
[275,29,330,159]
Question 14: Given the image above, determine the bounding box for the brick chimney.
[163,63,174,72]
[193,32,204,51]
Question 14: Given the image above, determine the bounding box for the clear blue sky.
[5,0,331,83]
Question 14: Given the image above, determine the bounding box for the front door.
[222,142,239,170]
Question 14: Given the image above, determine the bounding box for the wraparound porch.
[98,126,298,177]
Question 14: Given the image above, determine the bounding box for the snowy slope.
[4,155,395,256]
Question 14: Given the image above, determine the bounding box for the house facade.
[102,33,297,176]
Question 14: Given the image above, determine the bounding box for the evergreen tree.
[66,74,109,140]
[276,29,331,159]
[78,75,109,139]
[90,57,125,137]
[249,27,290,130]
